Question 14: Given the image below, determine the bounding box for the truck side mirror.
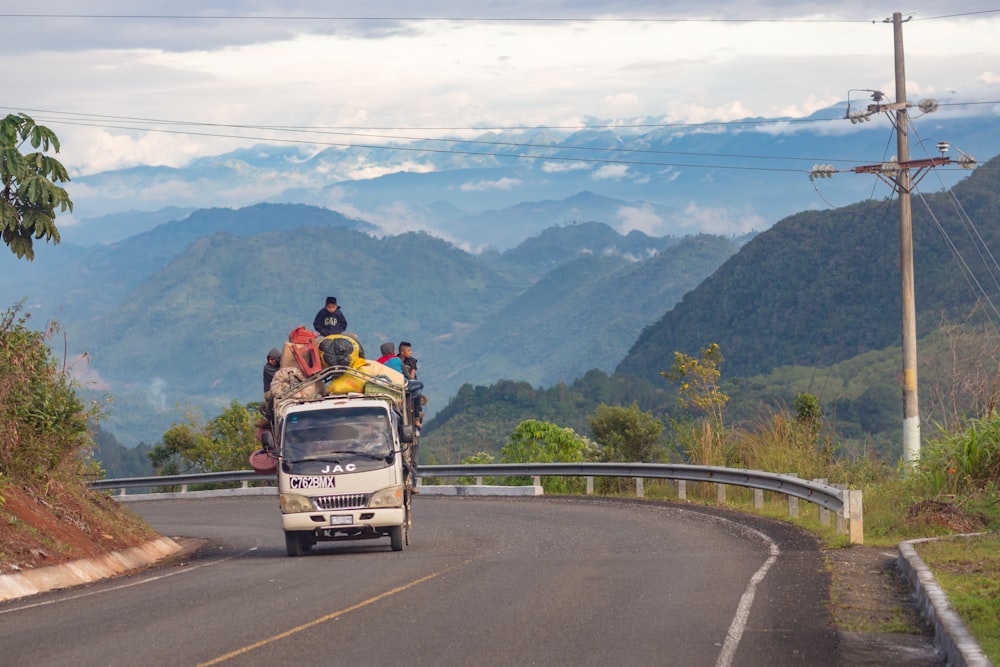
[399,424,415,444]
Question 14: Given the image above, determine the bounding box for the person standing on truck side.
[260,347,282,427]
[313,296,347,337]
[398,340,424,495]
[398,342,422,425]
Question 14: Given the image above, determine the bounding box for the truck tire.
[389,525,404,551]
[285,531,306,557]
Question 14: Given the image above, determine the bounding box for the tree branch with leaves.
[0,113,72,260]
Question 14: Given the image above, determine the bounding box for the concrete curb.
[897,536,993,667]
[0,536,182,603]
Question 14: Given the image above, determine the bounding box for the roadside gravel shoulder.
[827,544,943,666]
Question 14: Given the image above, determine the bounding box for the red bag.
[290,342,323,375]
[288,325,316,344]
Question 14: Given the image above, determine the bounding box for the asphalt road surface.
[0,495,839,666]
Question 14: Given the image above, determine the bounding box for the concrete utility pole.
[816,13,976,464]
[891,11,921,465]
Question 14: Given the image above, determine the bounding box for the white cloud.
[542,161,590,173]
[616,204,665,235]
[603,92,641,115]
[346,161,436,181]
[459,177,522,192]
[3,6,998,180]
[593,164,629,180]
[679,202,764,235]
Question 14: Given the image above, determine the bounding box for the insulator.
[810,165,835,180]
[918,98,939,113]
[958,154,977,169]
[881,160,900,175]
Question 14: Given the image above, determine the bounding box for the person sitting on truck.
[313,296,347,337]
[377,342,404,374]
[398,341,417,380]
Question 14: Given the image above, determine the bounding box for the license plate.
[330,515,353,525]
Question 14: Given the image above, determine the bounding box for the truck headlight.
[368,486,404,508]
[279,493,314,514]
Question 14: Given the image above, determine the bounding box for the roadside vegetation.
[915,533,1000,662]
[0,305,155,573]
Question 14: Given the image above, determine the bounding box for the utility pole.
[891,11,921,465]
[813,11,974,464]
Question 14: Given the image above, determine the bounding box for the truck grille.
[315,493,368,510]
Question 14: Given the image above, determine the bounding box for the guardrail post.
[787,473,799,518]
[476,476,483,486]
[753,488,763,510]
[586,476,594,495]
[815,479,830,526]
[181,484,188,493]
[677,480,686,501]
[717,483,726,505]
[848,489,864,544]
[241,480,249,489]
[532,476,541,487]
[635,477,644,498]
[835,484,848,535]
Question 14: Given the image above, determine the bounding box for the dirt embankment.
[0,483,156,575]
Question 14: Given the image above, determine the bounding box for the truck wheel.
[285,531,305,557]
[389,525,404,551]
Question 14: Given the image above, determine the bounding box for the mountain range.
[3,106,998,454]
[616,153,1000,383]
[0,201,740,445]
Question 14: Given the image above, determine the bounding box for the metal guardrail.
[89,462,863,543]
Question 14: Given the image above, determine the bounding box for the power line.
[17,110,866,166]
[8,104,997,173]
[3,10,997,22]
[43,118,819,174]
[0,13,882,23]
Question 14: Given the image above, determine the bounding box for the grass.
[914,533,1000,664]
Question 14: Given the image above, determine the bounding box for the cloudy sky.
[2,1,999,177]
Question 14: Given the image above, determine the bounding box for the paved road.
[0,496,838,666]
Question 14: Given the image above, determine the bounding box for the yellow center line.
[198,559,472,666]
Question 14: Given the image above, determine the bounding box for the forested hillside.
[617,155,1000,382]
[440,234,741,392]
[4,207,736,445]
[424,157,1000,464]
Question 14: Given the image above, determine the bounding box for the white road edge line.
[0,544,261,615]
[713,522,781,667]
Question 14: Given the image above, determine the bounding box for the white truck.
[259,339,418,557]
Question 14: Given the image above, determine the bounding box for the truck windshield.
[283,406,393,464]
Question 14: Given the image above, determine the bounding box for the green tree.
[588,403,665,463]
[661,343,729,426]
[794,392,823,443]
[587,403,664,495]
[501,419,591,493]
[661,343,729,466]
[0,113,73,260]
[149,400,259,475]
